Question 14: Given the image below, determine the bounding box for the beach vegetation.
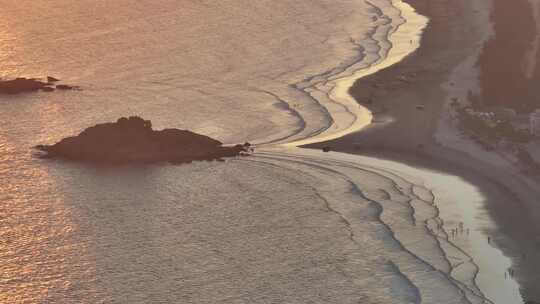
[455,106,533,144]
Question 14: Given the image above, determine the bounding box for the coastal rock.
[0,78,53,94]
[47,76,60,83]
[0,77,78,94]
[36,116,250,164]
[55,84,77,90]
[41,86,56,92]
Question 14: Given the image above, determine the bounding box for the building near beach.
[530,109,540,136]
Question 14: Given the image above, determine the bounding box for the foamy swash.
[248,150,494,303]
[255,0,426,147]
[254,0,522,303]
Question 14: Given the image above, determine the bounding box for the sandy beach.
[307,0,540,302]
[2,0,539,302]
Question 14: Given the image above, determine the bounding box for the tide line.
[281,0,428,147]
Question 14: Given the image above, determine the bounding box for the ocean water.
[0,0,521,303]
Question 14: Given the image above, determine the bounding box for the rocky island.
[36,116,250,164]
[0,77,77,94]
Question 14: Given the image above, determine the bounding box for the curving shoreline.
[257,0,518,301]
[254,0,505,299]
[302,0,540,302]
[254,148,498,302]
[272,0,428,147]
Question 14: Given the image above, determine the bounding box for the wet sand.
[307,0,540,301]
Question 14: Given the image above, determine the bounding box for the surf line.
[282,0,428,148]
[267,0,525,302]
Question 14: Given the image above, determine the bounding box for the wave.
[240,149,491,303]
[254,0,427,147]
[239,1,510,303]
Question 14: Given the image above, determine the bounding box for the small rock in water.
[0,76,76,95]
[41,87,55,92]
[0,78,51,94]
[47,76,60,83]
[56,84,75,90]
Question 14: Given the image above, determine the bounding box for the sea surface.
[0,1,522,303]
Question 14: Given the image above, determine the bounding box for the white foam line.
[261,0,526,303]
[282,0,428,147]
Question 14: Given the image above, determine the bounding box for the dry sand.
[307,0,540,301]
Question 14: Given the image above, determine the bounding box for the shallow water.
[0,0,523,303]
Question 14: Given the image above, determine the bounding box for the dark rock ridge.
[47,76,60,83]
[0,77,78,94]
[0,78,51,94]
[36,116,250,164]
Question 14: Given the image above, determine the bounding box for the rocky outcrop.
[47,76,60,83]
[36,116,250,164]
[0,78,52,94]
[55,84,76,90]
[0,77,79,94]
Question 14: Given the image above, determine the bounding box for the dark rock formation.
[36,116,250,164]
[41,86,55,92]
[0,77,78,94]
[55,84,77,90]
[47,76,60,83]
[0,78,53,94]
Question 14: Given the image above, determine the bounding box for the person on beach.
[508,268,514,278]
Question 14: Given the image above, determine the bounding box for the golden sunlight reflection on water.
[0,148,100,303]
[0,17,19,77]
